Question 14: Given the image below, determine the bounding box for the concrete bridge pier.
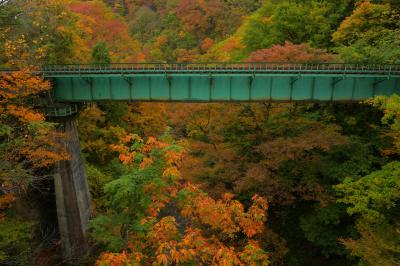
[54,118,91,260]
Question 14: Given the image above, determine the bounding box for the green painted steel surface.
[34,63,400,102]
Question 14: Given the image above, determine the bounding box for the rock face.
[54,119,91,260]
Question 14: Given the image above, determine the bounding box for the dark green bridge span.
[44,63,400,102]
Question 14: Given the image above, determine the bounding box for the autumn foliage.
[69,1,142,62]
[0,70,68,169]
[246,41,336,63]
[175,0,222,40]
[0,69,68,264]
[94,133,270,265]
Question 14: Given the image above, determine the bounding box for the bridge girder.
[49,73,400,105]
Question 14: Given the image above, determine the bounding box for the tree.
[0,69,69,264]
[91,133,270,265]
[167,100,393,264]
[92,42,111,64]
[0,0,90,65]
[335,162,400,265]
[0,70,68,170]
[129,6,162,44]
[246,41,337,63]
[333,95,400,265]
[241,0,353,53]
[368,95,400,154]
[69,0,142,62]
[200,37,214,52]
[333,1,400,63]
[223,0,262,13]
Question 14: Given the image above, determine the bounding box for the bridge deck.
[3,63,400,107]
[40,63,400,104]
[41,62,400,76]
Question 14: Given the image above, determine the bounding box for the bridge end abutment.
[54,118,91,261]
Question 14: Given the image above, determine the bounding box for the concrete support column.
[54,119,91,260]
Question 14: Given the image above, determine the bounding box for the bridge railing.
[4,62,399,75]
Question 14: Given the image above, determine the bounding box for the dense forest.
[1,0,400,265]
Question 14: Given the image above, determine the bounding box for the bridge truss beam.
[50,73,400,103]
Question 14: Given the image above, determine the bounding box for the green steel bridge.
[8,62,400,116]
